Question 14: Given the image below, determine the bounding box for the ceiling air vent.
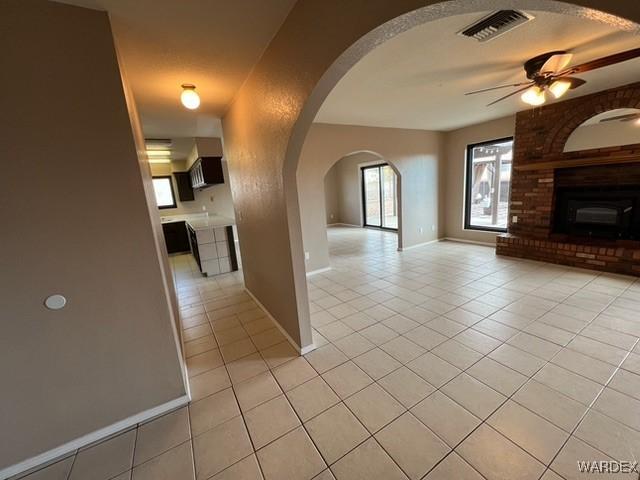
[459,10,533,42]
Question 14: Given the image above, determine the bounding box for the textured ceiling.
[56,0,296,141]
[315,10,640,131]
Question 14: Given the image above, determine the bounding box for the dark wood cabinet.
[190,156,224,189]
[161,221,190,254]
[173,172,195,201]
[187,223,202,271]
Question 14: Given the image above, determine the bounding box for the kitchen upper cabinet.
[190,156,224,189]
[173,172,195,202]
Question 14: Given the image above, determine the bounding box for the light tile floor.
[18,226,640,480]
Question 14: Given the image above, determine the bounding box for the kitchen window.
[464,137,513,232]
[152,176,177,209]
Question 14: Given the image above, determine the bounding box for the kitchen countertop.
[160,213,235,230]
[186,215,235,230]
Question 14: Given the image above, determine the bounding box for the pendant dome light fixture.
[180,84,200,110]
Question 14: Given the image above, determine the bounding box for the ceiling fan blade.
[540,53,573,74]
[553,76,586,89]
[487,85,533,106]
[465,82,533,95]
[559,47,640,75]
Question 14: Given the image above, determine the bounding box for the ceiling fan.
[466,47,640,107]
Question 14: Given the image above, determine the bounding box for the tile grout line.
[543,338,640,479]
[272,277,628,474]
[176,236,639,480]
[417,271,636,479]
[309,261,634,479]
[537,275,640,479]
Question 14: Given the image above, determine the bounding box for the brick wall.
[497,82,640,275]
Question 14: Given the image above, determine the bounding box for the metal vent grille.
[459,10,533,42]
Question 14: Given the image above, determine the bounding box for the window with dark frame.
[464,137,513,232]
[152,176,177,209]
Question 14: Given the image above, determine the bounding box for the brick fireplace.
[496,82,640,276]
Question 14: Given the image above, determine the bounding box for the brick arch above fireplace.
[541,82,640,155]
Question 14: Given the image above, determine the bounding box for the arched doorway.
[320,152,400,277]
[297,142,404,275]
[223,0,640,352]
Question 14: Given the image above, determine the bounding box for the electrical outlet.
[201,205,206,211]
[431,225,436,232]
[305,251,310,260]
[418,227,423,234]
[512,215,518,224]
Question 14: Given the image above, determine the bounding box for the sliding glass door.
[362,164,398,230]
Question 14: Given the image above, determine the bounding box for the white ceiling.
[315,10,640,131]
[56,0,296,141]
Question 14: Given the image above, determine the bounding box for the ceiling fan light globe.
[521,86,546,106]
[549,79,572,99]
[180,85,200,110]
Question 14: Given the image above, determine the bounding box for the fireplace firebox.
[554,186,640,240]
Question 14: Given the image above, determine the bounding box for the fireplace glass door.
[555,186,639,240]
[573,205,620,225]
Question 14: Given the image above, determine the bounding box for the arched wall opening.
[296,121,452,276]
[304,150,399,271]
[326,152,400,228]
[299,147,403,273]
[222,0,640,351]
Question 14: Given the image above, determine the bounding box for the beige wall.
[316,115,515,255]
[323,164,340,224]
[299,123,443,272]
[331,152,381,227]
[222,0,639,351]
[0,1,185,474]
[150,161,235,219]
[325,151,407,227]
[564,118,640,152]
[443,115,516,244]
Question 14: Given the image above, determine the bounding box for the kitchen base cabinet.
[186,219,238,276]
[161,221,190,254]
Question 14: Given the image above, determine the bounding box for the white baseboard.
[397,238,441,251]
[300,343,317,355]
[1,394,190,479]
[443,237,496,247]
[244,288,315,355]
[306,266,331,277]
[327,223,360,228]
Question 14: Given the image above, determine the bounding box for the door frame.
[360,163,398,231]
